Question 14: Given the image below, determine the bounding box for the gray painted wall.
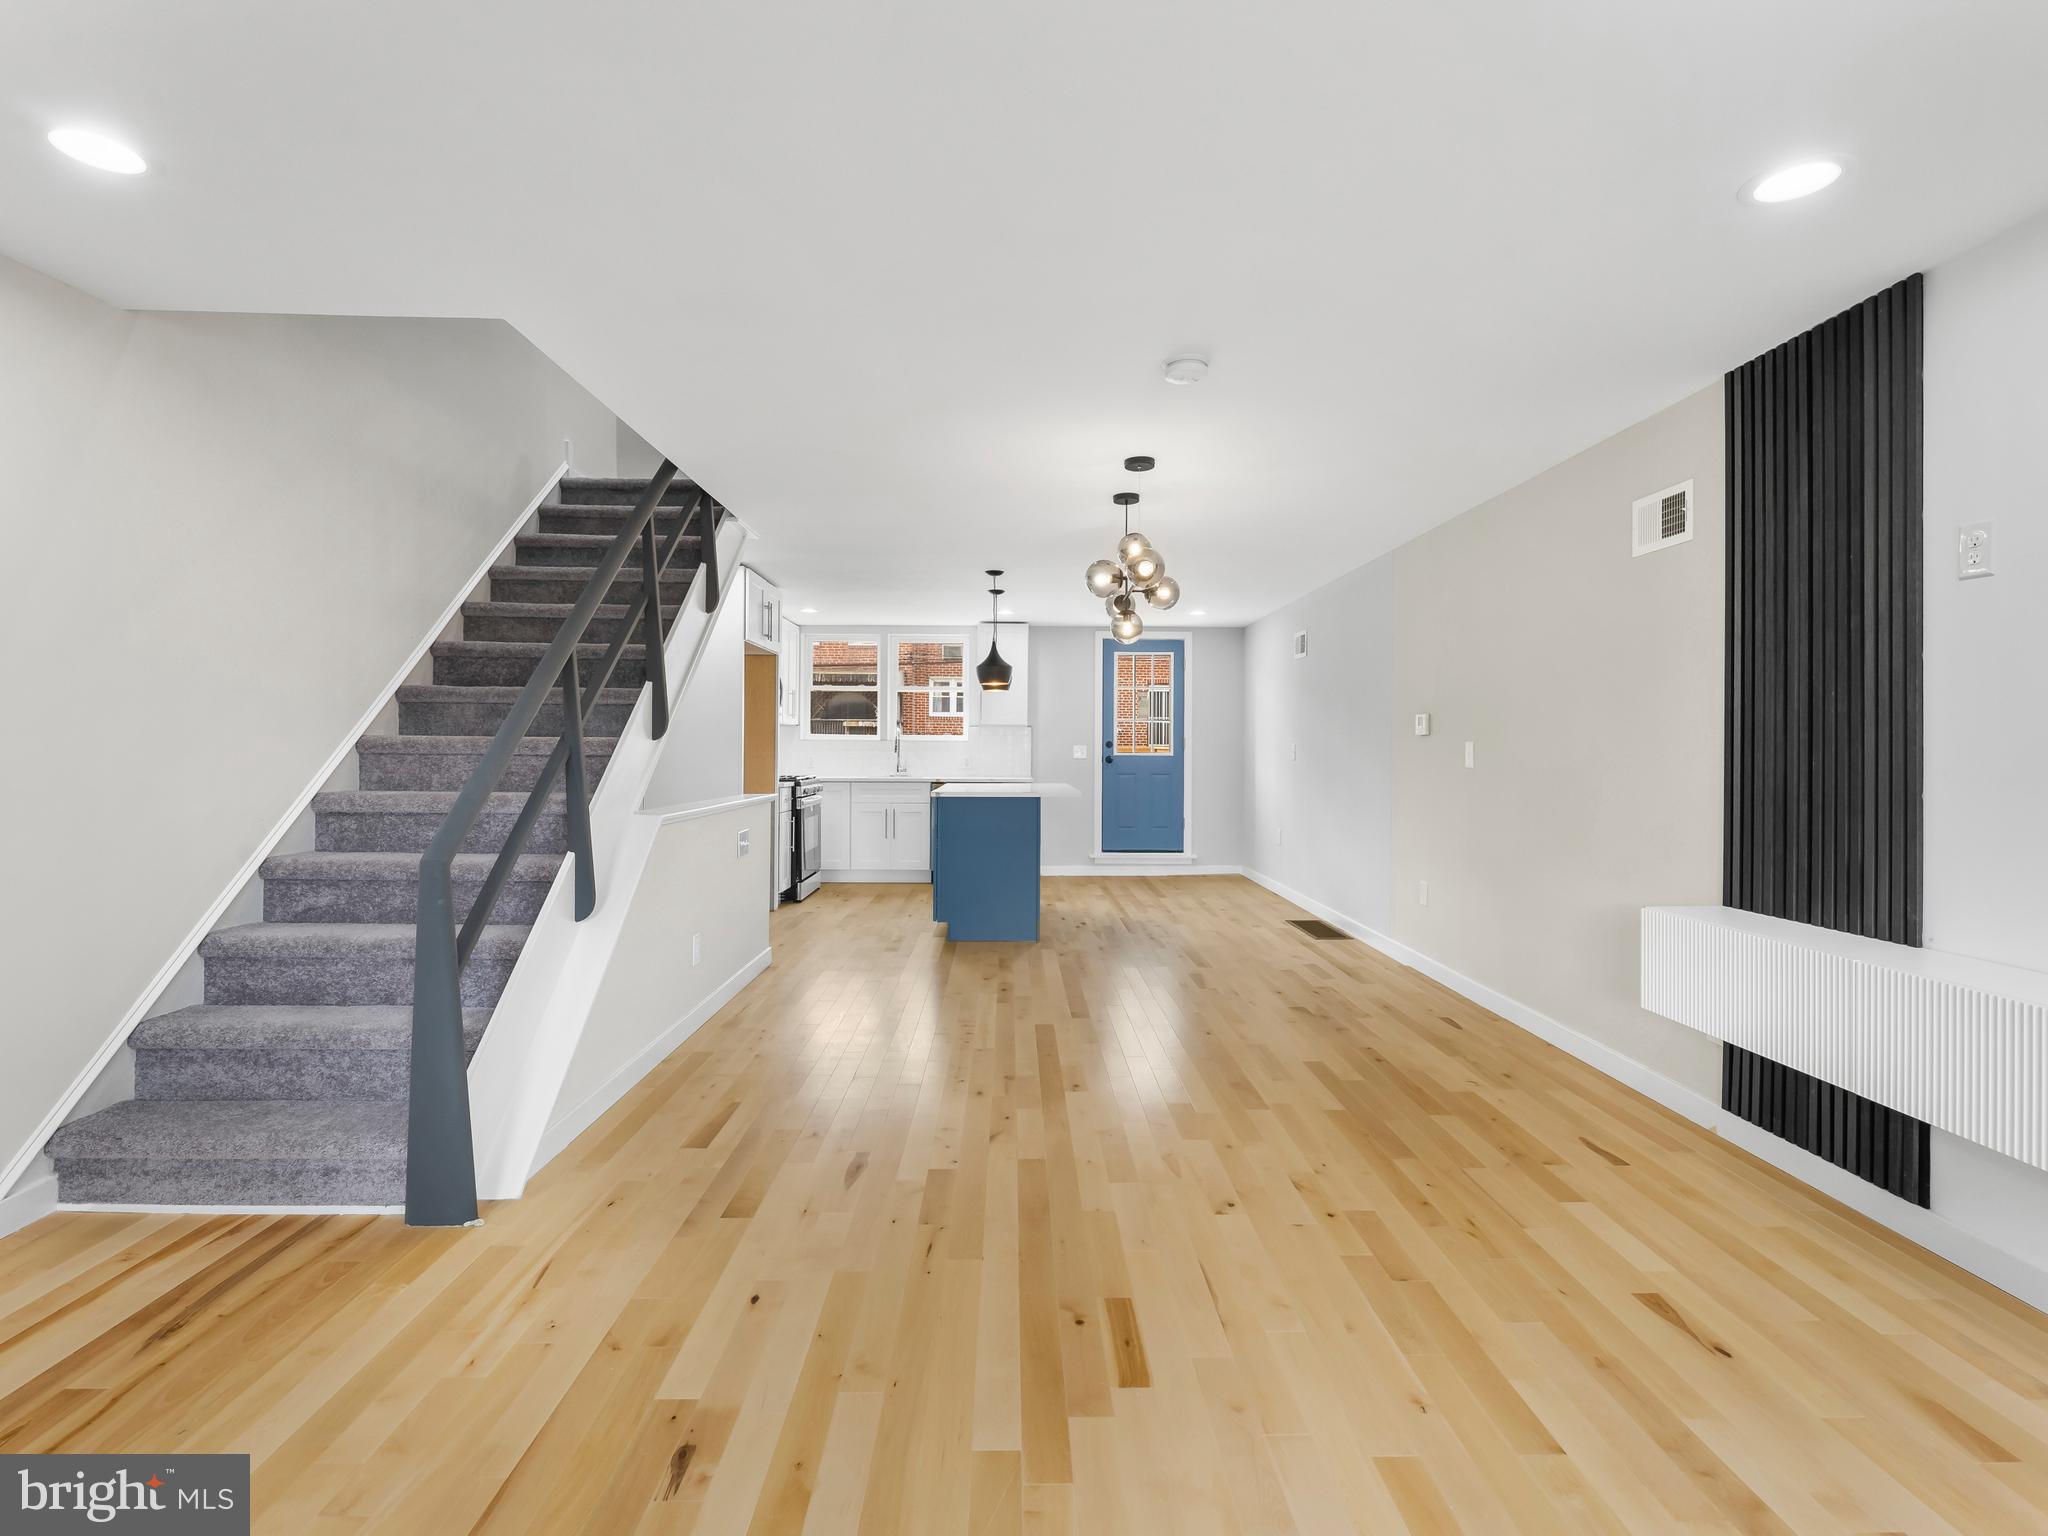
[0,252,630,1195]
[1244,555,1395,936]
[1029,626,1247,871]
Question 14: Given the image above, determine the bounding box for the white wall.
[1920,208,2048,1275]
[1244,557,1395,935]
[1029,626,1247,871]
[0,252,630,1196]
[644,578,746,807]
[1389,386,1727,1098]
[542,798,774,1159]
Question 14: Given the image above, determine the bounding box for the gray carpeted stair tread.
[262,850,562,882]
[460,600,636,643]
[554,475,700,505]
[394,684,641,740]
[47,1099,404,1162]
[200,922,529,959]
[356,732,621,758]
[133,1005,488,1052]
[430,638,649,690]
[394,684,642,711]
[432,638,647,661]
[487,563,696,604]
[354,733,618,793]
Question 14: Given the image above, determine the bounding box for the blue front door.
[1100,637,1185,852]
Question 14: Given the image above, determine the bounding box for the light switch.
[1464,741,1475,768]
[1414,713,1431,736]
[1958,523,1995,580]
[1290,742,1299,762]
[1073,744,1087,759]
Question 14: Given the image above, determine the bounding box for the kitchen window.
[804,635,880,736]
[891,635,968,738]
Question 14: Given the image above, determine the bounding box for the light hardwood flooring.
[6,876,2048,1533]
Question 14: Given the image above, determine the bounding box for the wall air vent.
[1293,630,1309,659]
[1631,479,1694,557]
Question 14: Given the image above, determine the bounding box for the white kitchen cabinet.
[818,782,851,870]
[742,568,782,653]
[777,623,801,725]
[841,781,932,876]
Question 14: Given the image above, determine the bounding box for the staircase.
[44,475,705,1208]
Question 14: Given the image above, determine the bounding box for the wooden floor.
[6,878,2048,1533]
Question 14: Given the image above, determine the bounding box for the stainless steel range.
[782,774,822,902]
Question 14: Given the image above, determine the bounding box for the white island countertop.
[930,781,1079,798]
[802,774,1030,785]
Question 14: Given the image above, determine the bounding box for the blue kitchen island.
[929,782,1058,941]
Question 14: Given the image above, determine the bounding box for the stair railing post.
[560,653,597,920]
[405,864,478,1227]
[639,519,670,739]
[700,502,721,611]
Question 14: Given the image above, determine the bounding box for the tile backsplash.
[780,724,1033,779]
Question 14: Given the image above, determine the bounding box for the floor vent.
[1723,1043,1930,1206]
[1287,918,1350,941]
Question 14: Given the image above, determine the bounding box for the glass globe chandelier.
[1084,456,1181,645]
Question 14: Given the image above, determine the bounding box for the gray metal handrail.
[406,459,723,1225]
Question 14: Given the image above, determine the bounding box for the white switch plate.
[1414,713,1431,736]
[1958,523,1995,579]
[1464,741,1475,768]
[1073,744,1087,759]
[1290,742,1298,762]
[690,933,701,966]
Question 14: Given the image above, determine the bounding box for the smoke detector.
[1163,356,1210,386]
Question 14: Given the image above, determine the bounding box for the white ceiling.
[7,2,2048,628]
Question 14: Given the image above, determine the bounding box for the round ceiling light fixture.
[47,127,147,175]
[1744,159,1843,205]
[1163,355,1209,386]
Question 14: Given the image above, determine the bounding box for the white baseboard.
[1240,867,2048,1313]
[822,870,930,884]
[0,462,571,1206]
[530,945,773,1172]
[1043,864,1244,878]
[0,1170,57,1240]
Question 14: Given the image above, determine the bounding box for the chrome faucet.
[893,731,905,775]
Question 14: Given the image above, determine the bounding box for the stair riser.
[358,743,615,792]
[491,567,696,606]
[137,1047,412,1103]
[538,508,693,538]
[204,949,518,1007]
[554,482,697,507]
[264,873,556,925]
[432,649,648,690]
[398,695,636,737]
[462,609,636,644]
[52,1157,403,1207]
[315,805,568,855]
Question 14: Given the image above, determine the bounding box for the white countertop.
[930,781,1079,798]
[801,775,1030,785]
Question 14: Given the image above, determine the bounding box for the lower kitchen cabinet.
[818,783,851,871]
[821,781,932,878]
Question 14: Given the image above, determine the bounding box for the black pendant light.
[976,569,1013,691]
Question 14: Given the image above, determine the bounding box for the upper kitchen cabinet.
[742,568,782,654]
[777,621,800,725]
[971,621,1030,727]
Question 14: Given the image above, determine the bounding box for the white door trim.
[1090,629,1196,861]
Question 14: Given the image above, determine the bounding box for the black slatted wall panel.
[1724,274,1923,941]
[1722,276,1929,1205]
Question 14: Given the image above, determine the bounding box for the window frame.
[1146,682,1174,754]
[800,630,884,740]
[886,631,973,741]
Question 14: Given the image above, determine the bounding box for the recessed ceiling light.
[1163,356,1209,386]
[48,127,147,175]
[1190,608,1208,617]
[998,608,1015,617]
[798,606,818,614]
[1745,159,1842,205]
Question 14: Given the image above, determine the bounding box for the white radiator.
[1641,906,2048,1173]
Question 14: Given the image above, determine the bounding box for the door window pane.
[1114,652,1174,754]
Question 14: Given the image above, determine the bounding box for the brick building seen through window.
[1114,651,1174,754]
[807,636,965,737]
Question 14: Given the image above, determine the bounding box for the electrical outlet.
[737,829,751,855]
[1958,523,1995,579]
[1464,741,1475,768]
[1073,744,1087,759]
[1419,879,1429,907]
[691,933,701,966]
[1414,713,1431,736]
